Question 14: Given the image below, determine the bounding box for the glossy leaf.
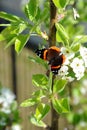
[72,35,87,45]
[0,11,23,22]
[71,42,80,52]
[52,98,70,114]
[15,34,30,53]
[53,79,67,93]
[35,103,50,121]
[25,0,38,21]
[52,98,62,113]
[32,74,48,89]
[0,26,17,42]
[32,90,46,98]
[56,23,69,45]
[29,114,46,127]
[20,97,40,107]
[52,0,67,8]
[61,98,70,113]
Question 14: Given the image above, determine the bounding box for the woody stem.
[49,1,60,130]
[49,0,57,47]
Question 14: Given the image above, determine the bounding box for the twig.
[49,0,57,46]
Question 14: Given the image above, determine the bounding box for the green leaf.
[15,34,30,53]
[71,35,87,51]
[35,103,50,121]
[32,74,48,89]
[72,35,87,45]
[20,97,40,107]
[71,42,80,52]
[0,11,23,22]
[52,98,70,114]
[32,90,46,99]
[52,98,62,113]
[52,0,67,8]
[29,114,46,127]
[61,98,70,113]
[25,0,38,21]
[28,56,48,69]
[53,79,67,93]
[56,23,69,45]
[0,26,17,43]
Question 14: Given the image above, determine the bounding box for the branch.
[49,0,57,46]
[48,1,60,130]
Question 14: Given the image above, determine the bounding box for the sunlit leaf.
[32,74,48,89]
[56,23,69,45]
[53,79,67,93]
[52,98,62,113]
[72,35,87,45]
[32,90,46,98]
[20,97,40,107]
[52,98,70,114]
[35,103,50,121]
[52,0,67,8]
[25,0,38,21]
[15,34,30,53]
[0,11,23,22]
[29,114,46,127]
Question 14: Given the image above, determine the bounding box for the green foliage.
[20,97,40,107]
[32,74,48,90]
[53,79,67,93]
[56,23,69,46]
[52,0,68,8]
[52,98,70,114]
[29,114,46,127]
[25,0,38,21]
[1,0,87,129]
[0,11,23,22]
[35,103,50,121]
[15,34,30,53]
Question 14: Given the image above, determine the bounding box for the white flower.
[0,88,16,113]
[12,124,21,130]
[61,47,75,60]
[58,65,68,77]
[80,46,87,67]
[73,8,80,20]
[70,58,85,80]
[1,88,15,104]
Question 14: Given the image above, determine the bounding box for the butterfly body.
[35,46,66,74]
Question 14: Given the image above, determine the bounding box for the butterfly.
[35,46,66,74]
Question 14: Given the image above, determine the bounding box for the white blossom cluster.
[58,46,87,82]
[0,87,21,130]
[0,87,15,114]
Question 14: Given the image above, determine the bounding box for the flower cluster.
[0,86,21,130]
[58,46,87,81]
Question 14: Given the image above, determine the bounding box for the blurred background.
[0,0,87,130]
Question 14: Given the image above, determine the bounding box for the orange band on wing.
[43,50,48,60]
[62,55,66,63]
[49,46,60,52]
[51,65,61,69]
